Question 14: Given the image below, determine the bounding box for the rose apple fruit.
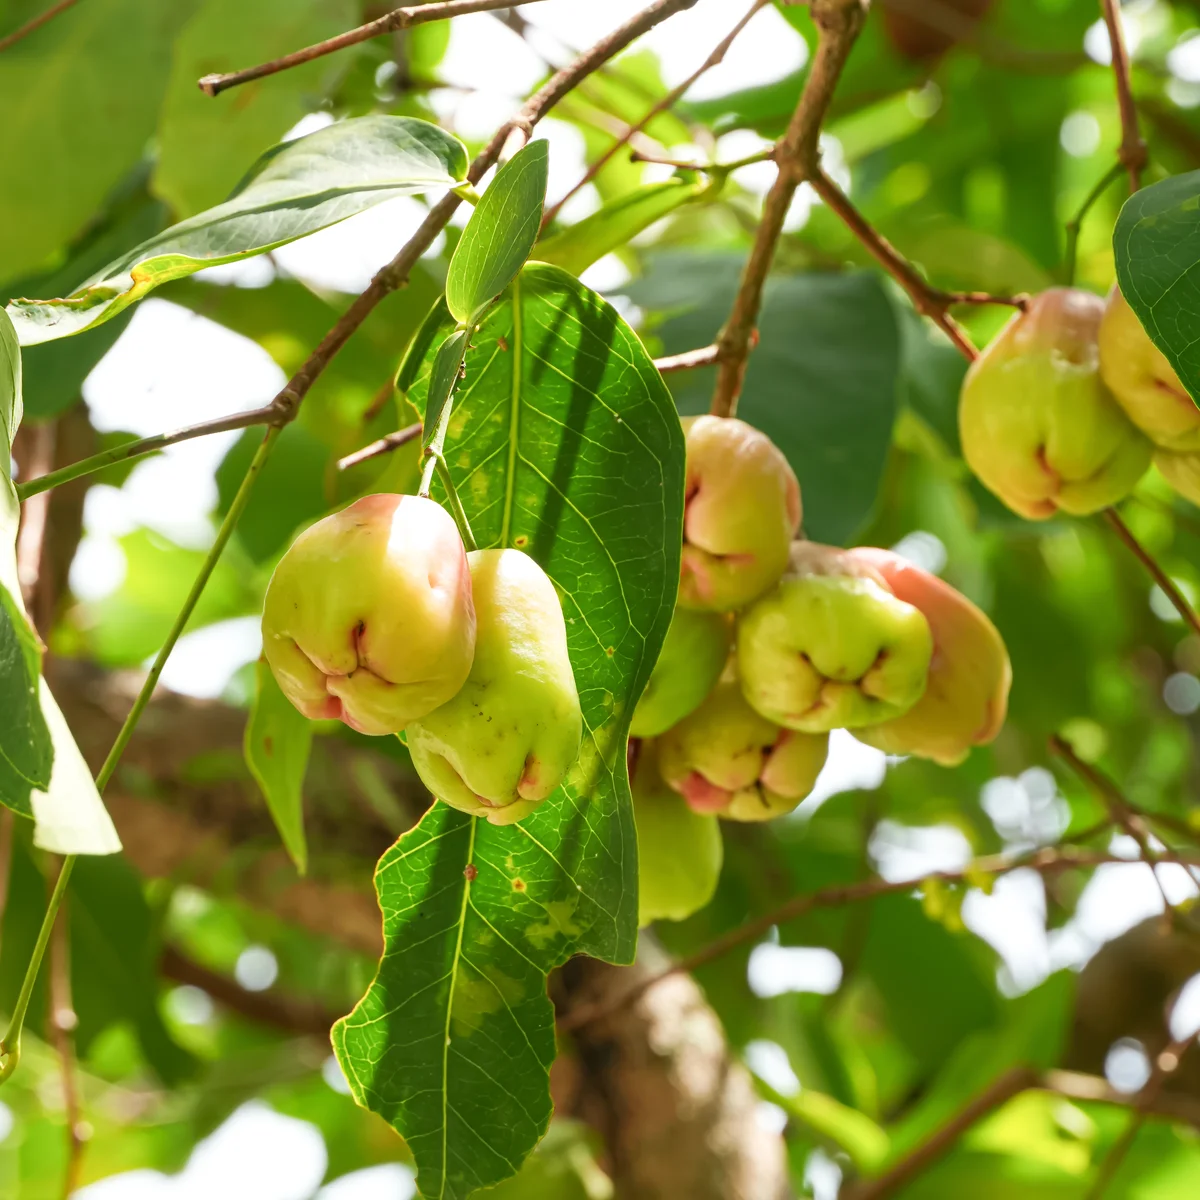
[406,548,582,825]
[736,542,933,733]
[959,288,1152,519]
[679,415,801,611]
[848,547,1011,765]
[262,494,475,735]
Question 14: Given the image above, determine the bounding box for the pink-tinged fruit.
[262,494,475,736]
[633,741,723,925]
[658,682,829,822]
[848,547,1011,765]
[736,542,933,733]
[679,416,801,611]
[1100,286,1200,451]
[960,288,1152,519]
[407,548,582,825]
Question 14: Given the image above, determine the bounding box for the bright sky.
[48,3,1200,1196]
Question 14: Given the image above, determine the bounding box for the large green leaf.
[446,140,549,323]
[1114,170,1200,408]
[535,177,707,278]
[625,259,901,544]
[0,0,194,286]
[8,116,469,345]
[155,0,357,217]
[245,659,313,873]
[334,262,685,1199]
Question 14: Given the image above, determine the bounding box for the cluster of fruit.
[261,493,583,826]
[632,417,1013,925]
[960,286,1200,519]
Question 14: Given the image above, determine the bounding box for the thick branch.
[1101,0,1147,191]
[710,0,868,416]
[198,0,551,96]
[558,845,1200,1034]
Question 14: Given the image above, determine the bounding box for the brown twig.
[1103,508,1200,638]
[0,0,80,54]
[1101,0,1147,191]
[160,946,338,1037]
[541,0,767,229]
[1084,1036,1195,1199]
[16,406,275,502]
[263,0,703,435]
[198,0,551,97]
[557,846,1200,1034]
[1043,1067,1200,1129]
[709,0,869,417]
[654,345,722,374]
[844,1067,1039,1200]
[336,422,422,471]
[1049,734,1179,923]
[14,422,56,618]
[46,860,85,1200]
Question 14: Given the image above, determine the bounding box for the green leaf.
[155,0,357,217]
[535,177,707,277]
[1114,170,1200,407]
[758,1078,890,1172]
[0,0,195,286]
[8,116,469,345]
[422,328,471,456]
[445,140,549,323]
[334,263,685,1199]
[626,259,901,544]
[0,588,52,813]
[245,659,313,874]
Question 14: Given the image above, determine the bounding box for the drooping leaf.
[1114,170,1200,408]
[245,658,313,874]
[334,263,685,1199]
[421,328,471,456]
[535,177,708,277]
[0,0,194,286]
[625,258,901,544]
[155,0,357,217]
[445,140,549,323]
[8,116,469,345]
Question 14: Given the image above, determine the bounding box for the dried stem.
[1103,508,1200,638]
[336,422,422,471]
[198,0,551,96]
[558,846,1200,1034]
[710,0,869,417]
[1101,0,1147,191]
[1049,734,1178,922]
[263,0,702,435]
[0,0,80,54]
[16,405,277,501]
[47,866,85,1200]
[541,0,766,228]
[14,422,55,613]
[654,345,721,373]
[844,1067,1039,1200]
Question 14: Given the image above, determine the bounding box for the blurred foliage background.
[7,0,1200,1196]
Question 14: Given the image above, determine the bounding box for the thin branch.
[198,0,551,97]
[1064,161,1124,285]
[1084,1037,1195,1199]
[628,147,776,172]
[844,1067,1038,1200]
[266,0,704,433]
[654,344,721,373]
[1043,1067,1200,1129]
[47,866,85,1200]
[710,0,869,417]
[1049,734,1179,922]
[541,0,767,228]
[0,0,80,54]
[15,405,276,502]
[557,846,1200,1034]
[808,169,978,360]
[336,422,422,471]
[160,947,337,1037]
[1103,508,1200,638]
[14,422,55,613]
[1101,0,1147,191]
